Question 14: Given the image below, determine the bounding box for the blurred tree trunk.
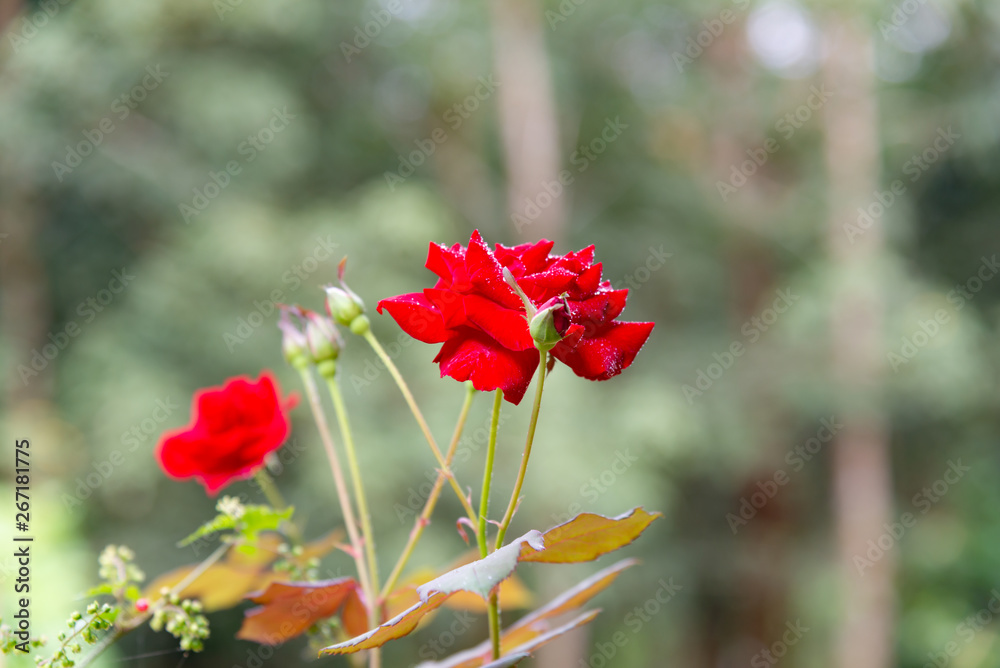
[822,16,895,668]
[488,3,575,665]
[488,0,565,245]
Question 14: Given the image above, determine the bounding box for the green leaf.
[239,506,294,543]
[85,583,115,597]
[179,514,238,547]
[178,505,293,547]
[519,508,660,563]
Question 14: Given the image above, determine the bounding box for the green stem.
[479,390,503,659]
[494,351,548,551]
[170,541,230,597]
[325,376,380,607]
[295,368,374,623]
[253,469,301,544]
[477,389,503,556]
[362,330,478,524]
[381,382,476,600]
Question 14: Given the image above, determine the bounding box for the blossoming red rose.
[377,230,654,404]
[157,373,297,494]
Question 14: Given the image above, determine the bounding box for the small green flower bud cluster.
[273,542,320,581]
[150,598,209,653]
[29,603,114,667]
[98,545,145,588]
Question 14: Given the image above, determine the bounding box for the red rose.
[377,231,654,404]
[156,373,298,495]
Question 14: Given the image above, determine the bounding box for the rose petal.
[552,321,654,381]
[463,294,533,352]
[434,328,539,404]
[377,293,450,343]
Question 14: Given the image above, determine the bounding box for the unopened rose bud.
[529,296,569,353]
[325,286,365,327]
[278,307,309,369]
[303,310,342,364]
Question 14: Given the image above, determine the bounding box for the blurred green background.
[2,0,1000,666]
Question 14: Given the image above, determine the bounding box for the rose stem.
[324,376,380,610]
[76,541,231,668]
[381,382,476,600]
[295,368,375,632]
[362,329,478,524]
[253,468,302,544]
[494,351,548,551]
[479,389,504,659]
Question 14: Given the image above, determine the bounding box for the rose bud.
[278,306,309,369]
[529,296,570,353]
[303,310,342,364]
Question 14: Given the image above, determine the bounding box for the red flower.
[377,231,654,404]
[156,373,297,495]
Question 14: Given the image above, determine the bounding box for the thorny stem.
[380,382,477,600]
[362,330,478,524]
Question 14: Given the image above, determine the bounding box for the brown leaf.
[144,530,344,612]
[416,559,637,668]
[238,578,360,645]
[519,508,660,563]
[146,563,281,613]
[320,593,449,655]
